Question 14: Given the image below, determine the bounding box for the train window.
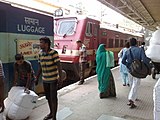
[120,39,123,47]
[108,39,113,48]
[93,24,98,36]
[102,32,107,36]
[86,22,92,36]
[57,19,77,36]
[90,23,93,34]
[115,39,119,47]
[125,40,128,45]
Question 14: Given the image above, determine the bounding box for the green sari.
[96,44,116,98]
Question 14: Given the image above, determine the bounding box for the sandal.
[130,104,137,109]
[43,114,53,120]
[127,99,133,106]
[78,80,84,85]
[127,102,132,106]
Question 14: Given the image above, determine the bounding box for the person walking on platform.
[76,40,87,85]
[0,60,5,113]
[96,44,116,99]
[118,42,130,86]
[13,54,35,93]
[36,37,62,120]
[140,42,147,51]
[122,38,150,108]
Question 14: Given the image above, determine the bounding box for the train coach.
[54,15,144,82]
[0,1,53,95]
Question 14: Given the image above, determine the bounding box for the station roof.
[98,0,160,31]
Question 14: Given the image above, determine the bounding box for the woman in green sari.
[96,44,116,99]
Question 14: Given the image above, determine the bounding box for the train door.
[83,18,100,76]
[113,31,120,62]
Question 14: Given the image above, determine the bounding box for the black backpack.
[129,49,149,78]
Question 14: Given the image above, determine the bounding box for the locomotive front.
[54,17,81,82]
[54,16,99,83]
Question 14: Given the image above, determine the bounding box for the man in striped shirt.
[36,37,62,120]
[0,60,4,113]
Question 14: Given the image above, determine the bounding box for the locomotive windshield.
[56,19,77,36]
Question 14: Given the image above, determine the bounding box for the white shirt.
[79,44,87,63]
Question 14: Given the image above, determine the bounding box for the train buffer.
[29,66,156,120]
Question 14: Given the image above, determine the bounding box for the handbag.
[106,51,114,67]
[129,49,149,78]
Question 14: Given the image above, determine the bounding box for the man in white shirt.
[76,40,87,85]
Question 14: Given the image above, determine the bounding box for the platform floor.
[29,67,157,120]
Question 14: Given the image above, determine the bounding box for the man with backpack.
[122,38,150,108]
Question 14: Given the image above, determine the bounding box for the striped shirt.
[0,60,4,77]
[39,49,60,82]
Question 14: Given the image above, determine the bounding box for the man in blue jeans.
[122,38,150,108]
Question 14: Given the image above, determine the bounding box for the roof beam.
[117,5,127,9]
[119,0,148,25]
[98,0,157,30]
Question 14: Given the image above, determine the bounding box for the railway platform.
[29,67,157,120]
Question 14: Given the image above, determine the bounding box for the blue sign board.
[0,2,53,36]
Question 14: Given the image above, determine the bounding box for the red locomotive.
[54,15,144,82]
